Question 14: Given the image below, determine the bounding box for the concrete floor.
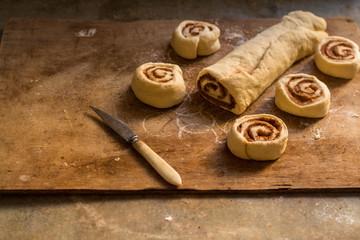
[1,0,360,239]
[1,193,360,239]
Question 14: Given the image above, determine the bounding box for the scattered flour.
[313,128,322,140]
[19,175,30,182]
[223,27,249,47]
[315,202,357,225]
[75,28,97,37]
[224,32,245,41]
[164,215,173,221]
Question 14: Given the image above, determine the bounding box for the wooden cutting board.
[0,17,359,193]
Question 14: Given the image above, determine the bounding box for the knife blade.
[90,106,182,186]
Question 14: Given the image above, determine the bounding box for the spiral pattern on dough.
[144,66,174,83]
[131,62,186,108]
[227,114,288,160]
[321,40,355,61]
[237,117,282,142]
[315,36,360,79]
[275,73,330,118]
[285,75,323,105]
[182,22,213,38]
[197,74,236,110]
[170,20,220,59]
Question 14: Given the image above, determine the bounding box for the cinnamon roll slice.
[227,114,288,161]
[196,11,328,115]
[275,73,330,118]
[131,62,186,108]
[170,20,220,59]
[315,36,360,79]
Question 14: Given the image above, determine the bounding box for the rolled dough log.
[196,11,328,114]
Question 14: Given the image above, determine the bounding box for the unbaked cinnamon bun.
[227,114,288,160]
[131,62,186,108]
[315,36,360,79]
[275,73,330,118]
[170,20,220,59]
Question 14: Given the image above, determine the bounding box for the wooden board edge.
[1,187,360,195]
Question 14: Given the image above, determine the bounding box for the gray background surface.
[1,0,360,239]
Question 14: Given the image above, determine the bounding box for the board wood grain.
[0,17,359,193]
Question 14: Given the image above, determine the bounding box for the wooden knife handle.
[132,140,182,186]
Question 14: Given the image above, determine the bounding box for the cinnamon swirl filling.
[285,76,323,105]
[143,67,174,83]
[182,23,212,38]
[321,40,356,61]
[237,117,282,142]
[197,74,236,110]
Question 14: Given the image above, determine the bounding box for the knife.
[90,106,182,186]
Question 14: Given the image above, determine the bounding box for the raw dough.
[227,114,288,161]
[275,73,331,118]
[314,36,360,79]
[170,20,220,59]
[196,11,328,114]
[131,62,186,108]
